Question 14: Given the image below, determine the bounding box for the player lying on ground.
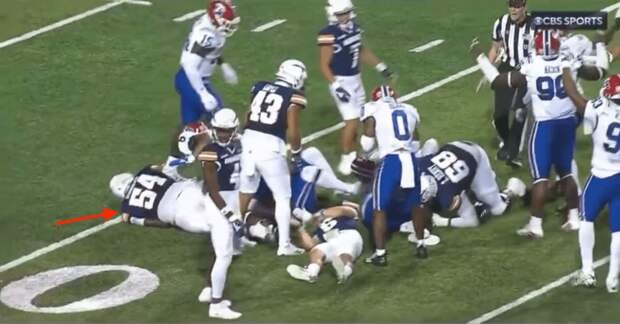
[562,66,620,293]
[244,146,360,243]
[471,30,608,238]
[163,0,240,180]
[286,202,363,284]
[416,140,527,228]
[109,166,242,320]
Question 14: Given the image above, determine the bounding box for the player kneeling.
[109,167,241,320]
[286,202,363,284]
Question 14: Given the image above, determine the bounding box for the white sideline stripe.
[0,218,122,273]
[0,0,150,50]
[468,256,610,324]
[172,9,205,22]
[123,0,152,5]
[251,19,287,32]
[602,2,620,12]
[409,39,444,53]
[301,122,345,144]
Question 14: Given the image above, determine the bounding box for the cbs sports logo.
[532,11,607,30]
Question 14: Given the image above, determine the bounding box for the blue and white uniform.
[521,55,579,181]
[318,22,366,120]
[361,99,421,212]
[175,15,226,124]
[361,192,410,233]
[580,97,620,231]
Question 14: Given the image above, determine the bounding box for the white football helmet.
[275,59,307,90]
[109,173,134,199]
[325,0,356,23]
[420,175,438,203]
[210,108,239,146]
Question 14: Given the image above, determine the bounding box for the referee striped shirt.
[492,13,535,69]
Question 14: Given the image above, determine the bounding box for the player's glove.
[220,63,239,85]
[220,205,234,218]
[199,90,219,112]
[330,82,351,103]
[228,213,245,235]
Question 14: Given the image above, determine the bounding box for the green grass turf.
[1,0,619,321]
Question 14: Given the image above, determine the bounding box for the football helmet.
[350,156,376,183]
[602,74,620,105]
[210,108,239,146]
[371,84,397,102]
[420,175,438,203]
[109,173,134,199]
[276,59,307,90]
[325,0,356,24]
[207,0,240,37]
[533,29,561,57]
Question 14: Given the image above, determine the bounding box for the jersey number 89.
[430,151,470,183]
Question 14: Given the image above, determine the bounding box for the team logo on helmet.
[371,85,397,102]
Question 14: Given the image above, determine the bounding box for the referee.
[487,0,534,167]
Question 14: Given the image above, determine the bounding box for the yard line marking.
[172,9,205,22]
[123,0,152,5]
[409,39,444,53]
[468,256,610,324]
[0,218,122,273]
[602,2,620,12]
[0,0,150,50]
[251,19,287,32]
[0,65,483,272]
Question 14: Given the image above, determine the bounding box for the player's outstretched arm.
[296,227,318,251]
[577,42,609,80]
[470,38,525,90]
[561,67,588,114]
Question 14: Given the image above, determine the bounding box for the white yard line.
[0,218,122,273]
[468,256,610,324]
[172,9,205,22]
[251,19,287,32]
[602,2,620,12]
[409,39,444,53]
[0,0,151,50]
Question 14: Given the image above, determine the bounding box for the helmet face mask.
[533,30,561,58]
[276,59,307,90]
[371,85,397,103]
[210,108,239,146]
[207,0,240,37]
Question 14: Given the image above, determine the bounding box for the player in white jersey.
[563,67,620,293]
[471,30,607,238]
[359,85,427,265]
[109,167,241,320]
[163,0,240,180]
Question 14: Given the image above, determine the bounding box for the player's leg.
[332,230,363,283]
[493,84,515,156]
[287,243,329,283]
[171,183,211,233]
[574,175,606,287]
[238,149,260,218]
[330,75,362,175]
[258,156,303,255]
[504,86,528,167]
[433,192,480,228]
[606,180,620,293]
[301,164,358,195]
[469,144,509,216]
[554,117,580,231]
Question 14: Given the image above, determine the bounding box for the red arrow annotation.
[55,208,118,225]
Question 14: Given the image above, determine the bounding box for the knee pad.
[300,165,320,183]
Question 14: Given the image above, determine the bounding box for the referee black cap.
[508,0,526,7]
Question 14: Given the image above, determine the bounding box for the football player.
[109,167,241,320]
[163,0,240,180]
[562,67,620,293]
[359,85,427,266]
[471,30,608,238]
[416,141,527,228]
[286,202,363,284]
[244,146,360,243]
[238,59,307,256]
[318,0,396,175]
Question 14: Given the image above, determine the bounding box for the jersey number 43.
[250,91,283,125]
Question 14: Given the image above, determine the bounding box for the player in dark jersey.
[417,141,526,227]
[285,202,363,284]
[318,0,396,175]
[238,59,308,256]
[109,164,240,318]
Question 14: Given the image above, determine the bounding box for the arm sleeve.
[492,17,502,41]
[317,29,335,46]
[198,148,218,162]
[290,91,307,109]
[582,100,599,135]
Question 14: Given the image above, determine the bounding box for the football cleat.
[506,157,523,169]
[560,220,580,231]
[209,301,242,320]
[364,251,388,266]
[516,223,544,239]
[606,276,618,293]
[338,152,357,175]
[198,287,232,306]
[277,243,305,256]
[416,245,428,259]
[572,270,597,288]
[286,265,317,283]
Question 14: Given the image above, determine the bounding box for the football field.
[2,0,620,322]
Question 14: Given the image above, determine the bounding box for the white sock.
[129,217,145,226]
[375,249,386,256]
[571,159,582,196]
[579,221,595,274]
[274,197,291,248]
[210,254,232,300]
[307,263,320,277]
[315,169,354,193]
[449,216,480,228]
[433,215,450,227]
[567,208,579,223]
[300,147,332,172]
[608,232,620,282]
[529,216,543,229]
